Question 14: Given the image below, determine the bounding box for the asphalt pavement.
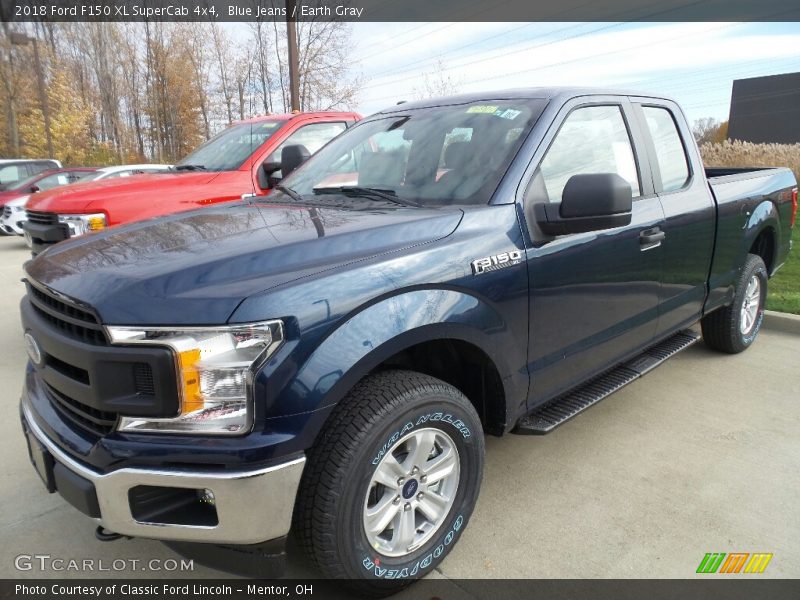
[0,235,797,594]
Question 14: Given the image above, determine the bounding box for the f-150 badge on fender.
[471,250,523,275]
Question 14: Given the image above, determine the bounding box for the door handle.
[639,227,665,246]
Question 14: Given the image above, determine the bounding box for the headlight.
[106,321,284,435]
[58,213,106,237]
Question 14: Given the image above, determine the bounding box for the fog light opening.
[128,485,219,527]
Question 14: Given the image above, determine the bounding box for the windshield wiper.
[275,184,304,202]
[313,186,422,208]
[174,164,207,171]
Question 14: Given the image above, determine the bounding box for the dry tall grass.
[699,140,800,183]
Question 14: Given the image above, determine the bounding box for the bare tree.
[210,23,235,125]
[295,19,360,111]
[413,60,462,100]
[0,22,21,155]
[249,20,275,114]
[184,23,212,140]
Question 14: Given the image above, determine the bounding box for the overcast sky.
[346,21,800,123]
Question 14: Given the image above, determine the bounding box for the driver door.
[523,100,665,405]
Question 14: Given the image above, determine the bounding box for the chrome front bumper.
[22,400,306,545]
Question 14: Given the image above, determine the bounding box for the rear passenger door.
[631,100,716,336]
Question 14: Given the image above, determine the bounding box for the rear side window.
[539,105,641,203]
[642,106,690,193]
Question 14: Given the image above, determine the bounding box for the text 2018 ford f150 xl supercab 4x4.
[18,89,796,595]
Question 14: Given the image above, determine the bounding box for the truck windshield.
[284,99,546,206]
[175,120,285,171]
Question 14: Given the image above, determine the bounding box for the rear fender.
[742,200,780,272]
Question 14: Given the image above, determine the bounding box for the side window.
[539,105,640,203]
[29,163,50,175]
[73,171,96,181]
[268,122,347,163]
[33,174,66,191]
[641,106,690,193]
[0,165,22,186]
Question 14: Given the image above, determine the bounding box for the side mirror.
[258,159,282,190]
[280,144,311,179]
[30,185,40,193]
[534,173,632,236]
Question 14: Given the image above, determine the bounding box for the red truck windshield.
[175,120,285,171]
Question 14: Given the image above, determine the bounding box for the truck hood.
[25,200,463,325]
[24,171,219,213]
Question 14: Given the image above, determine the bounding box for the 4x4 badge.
[471,250,523,275]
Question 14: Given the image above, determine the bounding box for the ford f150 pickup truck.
[18,88,796,595]
[22,111,360,255]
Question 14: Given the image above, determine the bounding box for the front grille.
[3,206,10,218]
[46,354,90,384]
[25,280,177,438]
[27,283,107,345]
[25,210,58,226]
[46,384,117,436]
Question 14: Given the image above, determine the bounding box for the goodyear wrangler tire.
[701,253,768,354]
[293,370,484,596]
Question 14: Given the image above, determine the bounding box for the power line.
[360,22,622,90]
[353,0,604,69]
[358,0,705,89]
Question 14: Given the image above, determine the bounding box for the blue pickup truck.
[19,88,796,594]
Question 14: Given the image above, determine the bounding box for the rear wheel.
[701,253,767,353]
[293,370,484,596]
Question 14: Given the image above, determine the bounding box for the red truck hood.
[24,171,220,213]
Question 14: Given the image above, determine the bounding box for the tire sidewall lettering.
[361,514,466,580]
[371,411,471,466]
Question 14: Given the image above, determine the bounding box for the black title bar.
[2,0,800,22]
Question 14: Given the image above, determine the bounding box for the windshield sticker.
[466,105,499,114]
[260,122,280,129]
[498,109,522,120]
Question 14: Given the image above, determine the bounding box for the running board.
[513,329,700,435]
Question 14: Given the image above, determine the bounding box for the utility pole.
[10,32,54,158]
[286,0,300,112]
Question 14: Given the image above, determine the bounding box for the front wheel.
[701,253,768,353]
[293,370,484,596]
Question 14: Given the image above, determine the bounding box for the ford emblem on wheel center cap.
[24,333,43,366]
[402,478,419,499]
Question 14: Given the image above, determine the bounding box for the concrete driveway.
[0,236,798,589]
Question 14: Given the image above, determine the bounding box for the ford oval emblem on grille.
[24,332,43,366]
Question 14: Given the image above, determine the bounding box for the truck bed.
[705,166,785,180]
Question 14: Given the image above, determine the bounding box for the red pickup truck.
[23,111,360,255]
